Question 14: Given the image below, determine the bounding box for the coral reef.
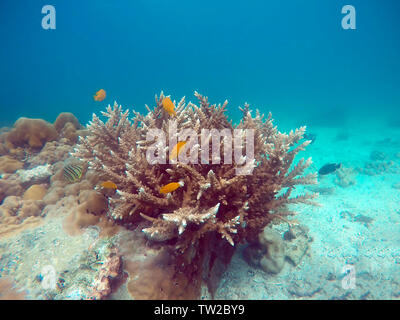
[5,118,58,149]
[339,210,374,228]
[0,277,26,300]
[370,150,387,161]
[17,164,52,185]
[258,227,286,274]
[0,195,45,238]
[243,224,312,274]
[334,166,357,187]
[88,247,122,300]
[62,189,118,237]
[283,224,313,266]
[0,176,24,203]
[358,160,400,175]
[23,184,48,201]
[72,92,318,298]
[54,112,81,133]
[54,113,85,145]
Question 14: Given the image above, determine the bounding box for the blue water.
[1,0,399,128]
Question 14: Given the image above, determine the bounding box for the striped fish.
[63,164,83,183]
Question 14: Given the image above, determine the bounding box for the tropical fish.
[94,89,106,101]
[170,141,187,161]
[160,181,184,194]
[304,133,317,144]
[100,181,118,190]
[162,96,176,117]
[63,164,83,183]
[318,163,341,175]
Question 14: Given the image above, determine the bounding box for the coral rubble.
[73,91,318,298]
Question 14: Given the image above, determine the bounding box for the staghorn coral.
[73,92,318,297]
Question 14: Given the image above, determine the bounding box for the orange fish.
[170,141,187,161]
[94,89,106,101]
[162,96,176,117]
[160,181,184,194]
[100,181,117,190]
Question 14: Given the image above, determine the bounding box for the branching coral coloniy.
[73,92,318,297]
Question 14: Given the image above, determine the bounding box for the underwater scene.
[0,0,400,300]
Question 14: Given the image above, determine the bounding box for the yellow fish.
[160,181,184,194]
[94,89,106,101]
[170,141,187,161]
[162,96,176,117]
[100,181,118,190]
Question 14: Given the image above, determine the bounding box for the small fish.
[64,164,83,183]
[94,89,106,101]
[318,163,341,175]
[160,181,184,194]
[100,181,118,190]
[162,96,176,117]
[170,141,187,161]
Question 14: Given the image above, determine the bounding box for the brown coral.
[73,92,318,298]
[0,278,26,300]
[54,112,83,144]
[23,184,48,200]
[6,118,58,149]
[0,155,23,173]
[88,248,122,300]
[54,112,81,132]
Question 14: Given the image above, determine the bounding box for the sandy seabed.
[1,118,400,300]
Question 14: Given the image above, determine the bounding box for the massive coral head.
[73,92,318,250]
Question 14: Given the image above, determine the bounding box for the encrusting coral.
[72,91,318,298]
[0,155,23,174]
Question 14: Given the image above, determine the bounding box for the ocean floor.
[215,121,400,299]
[1,117,400,300]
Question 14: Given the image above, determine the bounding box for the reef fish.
[160,181,184,194]
[318,163,341,175]
[304,133,317,144]
[100,181,118,190]
[162,96,176,117]
[64,164,83,182]
[170,141,187,161]
[94,89,106,101]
